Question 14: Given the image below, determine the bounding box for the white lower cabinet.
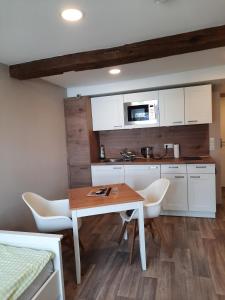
[188,174,216,212]
[91,163,216,218]
[161,174,188,211]
[91,164,160,190]
[161,163,216,218]
[124,165,160,190]
[91,165,124,186]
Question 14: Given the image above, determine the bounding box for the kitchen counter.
[91,156,215,165]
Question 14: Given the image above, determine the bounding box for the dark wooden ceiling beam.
[9,24,225,80]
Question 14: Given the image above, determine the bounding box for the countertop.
[91,156,215,165]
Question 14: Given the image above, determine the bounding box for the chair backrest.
[22,192,51,217]
[22,192,56,231]
[138,178,170,206]
[22,192,73,232]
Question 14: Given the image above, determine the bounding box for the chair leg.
[118,221,128,244]
[146,219,155,239]
[129,219,138,265]
[152,218,172,257]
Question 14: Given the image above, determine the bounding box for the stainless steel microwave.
[124,99,159,127]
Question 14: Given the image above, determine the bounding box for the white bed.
[0,230,65,300]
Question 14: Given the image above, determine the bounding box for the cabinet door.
[91,95,124,131]
[161,174,188,211]
[69,165,91,188]
[185,85,212,125]
[64,98,91,165]
[124,91,158,103]
[91,165,124,186]
[159,88,184,127]
[188,174,216,212]
[124,165,160,190]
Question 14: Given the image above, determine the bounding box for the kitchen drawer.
[187,164,215,174]
[124,165,160,171]
[161,164,186,174]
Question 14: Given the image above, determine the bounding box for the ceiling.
[1,0,225,88]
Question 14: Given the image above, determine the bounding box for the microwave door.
[124,100,159,126]
[128,105,149,122]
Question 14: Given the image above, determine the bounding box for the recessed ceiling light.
[109,68,121,75]
[61,9,83,22]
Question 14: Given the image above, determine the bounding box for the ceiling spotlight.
[61,9,83,22]
[109,68,121,75]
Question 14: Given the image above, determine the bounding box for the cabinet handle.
[175,176,184,178]
[187,120,198,123]
[173,121,183,124]
[114,125,122,128]
[150,166,158,169]
[196,166,206,168]
[169,166,179,168]
[190,176,201,179]
[113,167,122,170]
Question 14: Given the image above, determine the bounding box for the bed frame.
[0,230,65,300]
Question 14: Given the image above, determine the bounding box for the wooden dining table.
[68,183,147,284]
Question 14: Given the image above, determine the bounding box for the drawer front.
[161,164,186,174]
[187,164,215,174]
[124,165,160,171]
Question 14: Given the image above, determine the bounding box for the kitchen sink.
[104,158,123,162]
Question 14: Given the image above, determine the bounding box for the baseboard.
[160,210,216,218]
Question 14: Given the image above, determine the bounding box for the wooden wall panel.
[99,124,209,158]
[69,165,92,188]
[64,97,99,187]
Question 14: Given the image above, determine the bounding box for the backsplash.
[99,124,209,158]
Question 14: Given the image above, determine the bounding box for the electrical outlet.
[164,143,174,149]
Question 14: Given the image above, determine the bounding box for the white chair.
[22,192,83,248]
[118,178,170,263]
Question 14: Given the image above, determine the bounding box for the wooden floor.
[63,190,225,300]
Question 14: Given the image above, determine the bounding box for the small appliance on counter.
[141,146,153,159]
[120,149,136,161]
[174,144,180,159]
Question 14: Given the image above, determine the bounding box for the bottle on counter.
[99,145,106,160]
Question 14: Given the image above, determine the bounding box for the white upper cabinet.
[91,95,124,131]
[123,90,158,103]
[159,88,185,127]
[184,84,212,125]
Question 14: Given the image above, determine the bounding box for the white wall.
[0,64,68,231]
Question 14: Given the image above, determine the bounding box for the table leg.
[137,202,146,270]
[71,211,81,284]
